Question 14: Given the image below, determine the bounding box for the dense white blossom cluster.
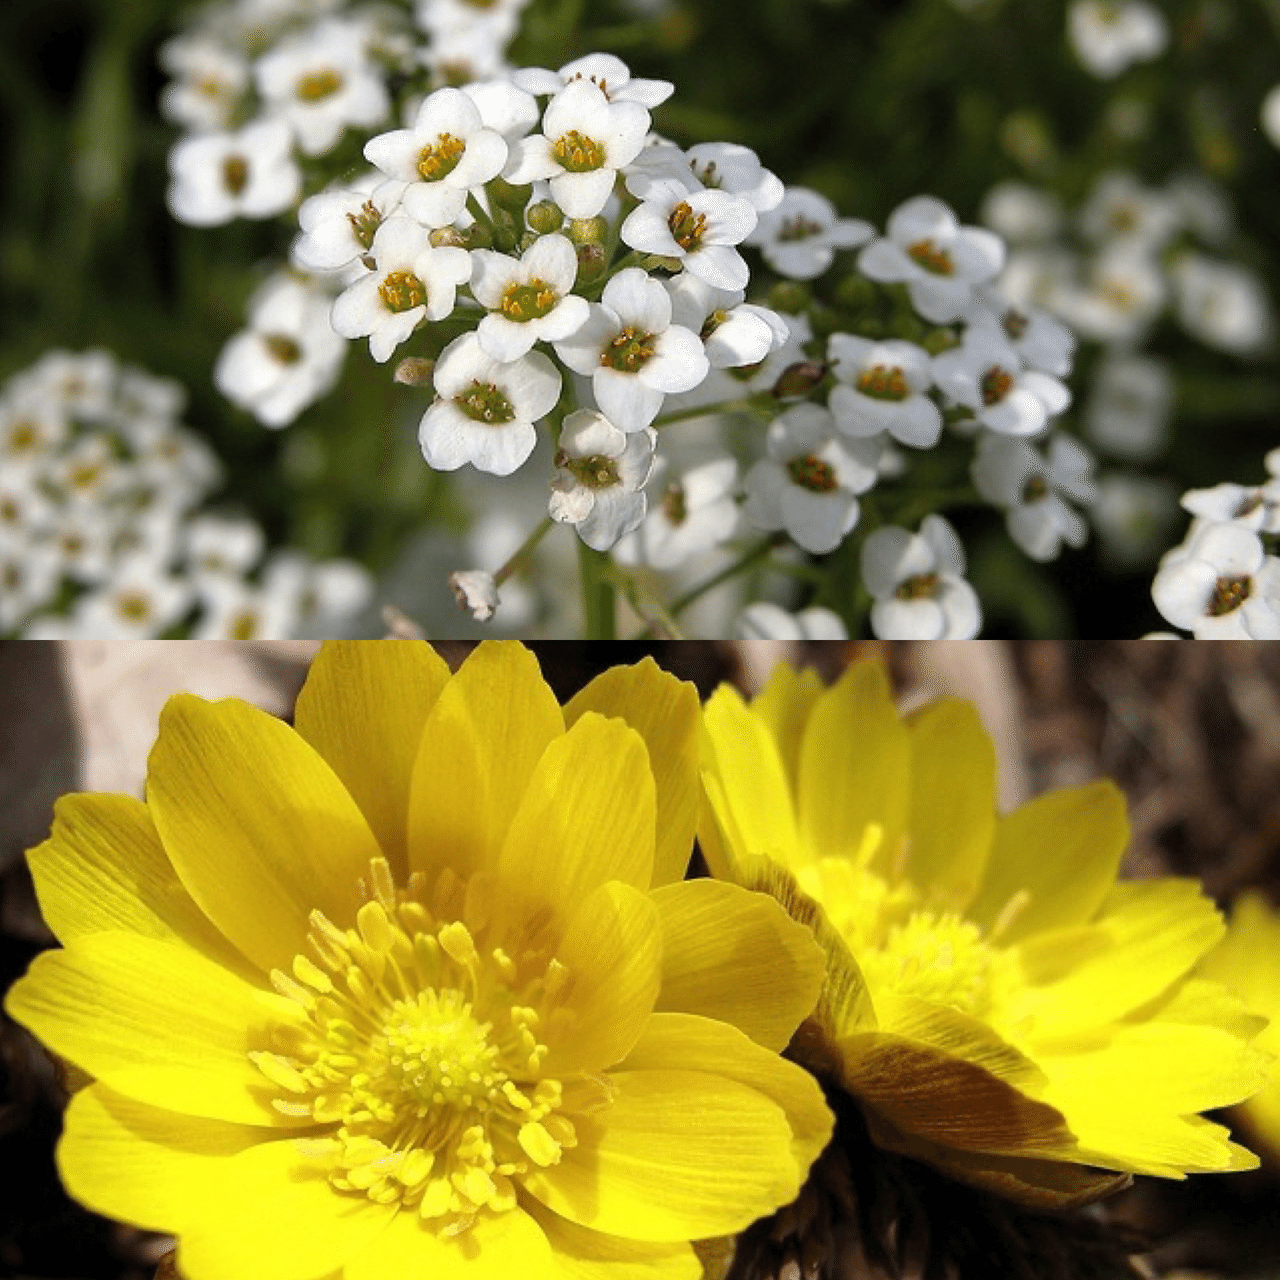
[0,350,372,638]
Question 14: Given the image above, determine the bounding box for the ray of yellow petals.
[523,1198,702,1280]
[649,879,825,1051]
[541,881,662,1075]
[749,663,824,795]
[564,657,700,890]
[903,699,996,911]
[27,793,257,982]
[521,1069,800,1242]
[346,1201,556,1280]
[494,712,654,938]
[5,933,303,1127]
[293,640,451,881]
[795,662,909,879]
[965,781,1130,945]
[701,686,800,869]
[406,642,563,886]
[146,695,382,974]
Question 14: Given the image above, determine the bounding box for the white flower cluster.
[1066,1,1168,80]
[0,349,372,639]
[1151,448,1280,638]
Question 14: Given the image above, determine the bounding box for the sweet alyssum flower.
[549,411,655,550]
[748,187,874,281]
[7,641,833,1280]
[827,335,942,450]
[700,659,1270,1211]
[167,118,301,227]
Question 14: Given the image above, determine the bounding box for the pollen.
[254,857,602,1239]
[862,911,995,1015]
[455,380,517,424]
[906,238,954,276]
[500,280,558,322]
[379,270,428,314]
[786,453,838,494]
[553,130,606,173]
[1207,574,1252,617]
[418,133,466,183]
[600,325,656,373]
[856,364,910,401]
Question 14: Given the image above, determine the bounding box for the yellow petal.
[344,1203,554,1280]
[795,661,909,878]
[407,641,563,886]
[618,1011,834,1185]
[701,685,800,868]
[542,881,662,1074]
[903,698,996,911]
[147,695,382,974]
[750,663,824,793]
[649,879,825,1051]
[27,793,255,981]
[522,1068,800,1242]
[526,1201,701,1280]
[5,933,297,1126]
[294,640,451,881]
[966,780,1130,945]
[495,713,654,938]
[564,657,700,889]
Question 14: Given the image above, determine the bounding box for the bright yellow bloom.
[1198,891,1280,1161]
[6,641,832,1280]
[700,659,1270,1210]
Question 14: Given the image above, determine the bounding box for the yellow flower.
[1198,891,1280,1161]
[699,659,1270,1210]
[6,641,832,1280]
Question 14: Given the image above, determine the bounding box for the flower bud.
[768,281,811,313]
[450,570,499,622]
[922,327,959,356]
[393,357,435,387]
[833,274,875,311]
[430,226,468,249]
[772,360,828,399]
[574,242,608,286]
[568,216,608,246]
[527,200,565,234]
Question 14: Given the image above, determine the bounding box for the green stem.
[494,516,555,586]
[578,541,617,638]
[651,398,760,428]
[605,567,687,639]
[666,534,784,619]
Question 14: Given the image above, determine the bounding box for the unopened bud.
[772,360,828,399]
[574,242,607,285]
[394,357,435,387]
[922,327,959,356]
[568,216,608,246]
[527,200,564,234]
[833,274,875,310]
[487,176,529,212]
[449,570,499,622]
[890,314,926,342]
[769,281,811,314]
[430,226,468,249]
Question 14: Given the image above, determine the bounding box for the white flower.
[330,217,472,362]
[1153,522,1280,638]
[449,569,500,621]
[112,368,186,436]
[749,187,874,281]
[504,78,649,218]
[1084,353,1174,461]
[549,410,654,550]
[192,577,299,639]
[1067,0,1168,79]
[71,557,193,638]
[1170,253,1273,355]
[861,514,982,639]
[734,602,848,640]
[1262,85,1280,149]
[416,0,530,47]
[49,436,123,508]
[827,334,941,448]
[292,173,406,274]
[0,532,62,632]
[972,432,1096,561]
[184,513,265,590]
[215,275,347,426]
[159,35,249,133]
[0,396,67,465]
[554,267,709,431]
[1181,480,1280,535]
[418,26,511,86]
[1079,171,1180,248]
[28,349,117,420]
[742,403,878,554]
[1052,245,1167,343]
[932,330,1070,436]
[664,273,788,370]
[470,233,590,360]
[0,463,55,539]
[1091,472,1180,568]
[858,195,1005,322]
[620,178,757,291]
[512,52,673,108]
[461,79,540,143]
[262,550,374,634]
[364,87,508,228]
[44,506,114,584]
[419,332,560,476]
[683,142,784,212]
[966,286,1076,377]
[254,19,390,157]
[980,181,1063,244]
[167,119,300,226]
[614,453,740,570]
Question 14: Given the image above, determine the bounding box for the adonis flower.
[700,659,1269,1211]
[7,641,833,1280]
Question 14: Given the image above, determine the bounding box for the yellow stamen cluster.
[895,572,940,601]
[553,130,606,173]
[980,365,1014,406]
[500,280,558,322]
[222,155,249,196]
[786,453,838,494]
[1022,475,1049,504]
[253,857,609,1239]
[418,134,466,183]
[855,364,910,402]
[296,68,345,102]
[907,238,954,276]
[379,271,428,314]
[777,216,823,243]
[346,201,383,252]
[668,202,708,252]
[862,912,994,1015]
[263,334,303,365]
[1207,575,1252,617]
[601,325,656,373]
[559,451,621,490]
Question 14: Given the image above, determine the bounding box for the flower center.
[786,453,838,493]
[668,201,708,252]
[855,364,910,401]
[895,572,939,601]
[552,130,606,173]
[456,380,516,424]
[418,134,466,183]
[254,857,606,1238]
[68,462,103,492]
[1108,202,1138,234]
[222,154,249,196]
[116,591,152,623]
[777,216,824,243]
[296,68,345,102]
[1022,475,1049,504]
[1207,574,1252,617]
[601,326,656,373]
[907,238,954,276]
[690,159,721,188]
[8,420,40,452]
[980,365,1014,406]
[500,280,558,322]
[1002,309,1029,340]
[699,309,731,341]
[347,201,383,251]
[264,333,303,365]
[380,271,428,314]
[861,911,994,1016]
[663,482,687,525]
[561,452,620,489]
[1233,493,1263,519]
[230,610,260,640]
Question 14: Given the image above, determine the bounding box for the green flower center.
[500,280,558,322]
[663,482,688,525]
[668,201,708,252]
[116,591,152,623]
[907,238,954,276]
[980,365,1014,407]
[786,453,838,493]
[856,364,910,401]
[456,381,516,424]
[553,130,606,173]
[777,216,823,243]
[222,154,249,196]
[601,325,657,373]
[1207,575,1252,617]
[1022,475,1049,504]
[380,270,428,314]
[296,68,344,102]
[561,452,620,489]
[895,572,939,601]
[1002,309,1029,340]
[346,201,383,251]
[230,611,260,640]
[418,134,466,183]
[264,334,303,365]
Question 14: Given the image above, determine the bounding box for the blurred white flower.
[735,602,848,639]
[1067,0,1168,79]
[549,410,654,550]
[167,118,301,226]
[932,329,1070,436]
[449,569,500,621]
[1171,253,1273,355]
[614,453,739,571]
[1090,472,1180,568]
[159,34,249,133]
[750,187,873,281]
[1084,352,1174,461]
[980,181,1062,244]
[1152,522,1280,639]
